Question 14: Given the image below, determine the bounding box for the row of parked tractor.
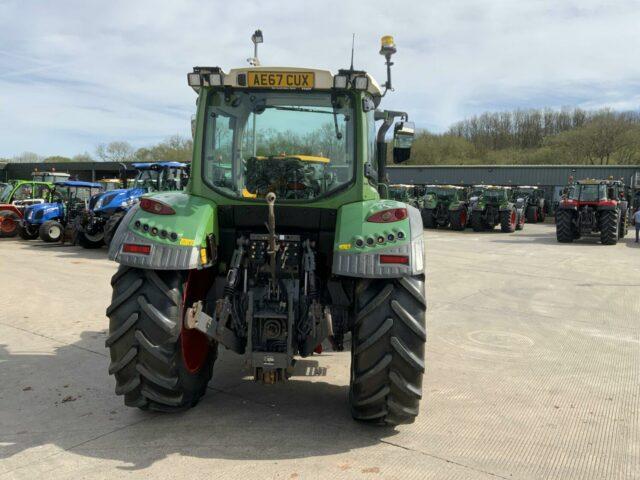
[389,183,545,233]
[389,178,632,245]
[0,162,188,245]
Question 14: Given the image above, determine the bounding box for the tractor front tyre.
[39,220,64,242]
[350,275,426,425]
[106,267,215,411]
[19,224,39,240]
[600,210,619,245]
[555,210,574,243]
[526,206,538,223]
[104,212,125,247]
[449,209,467,231]
[421,209,435,229]
[500,208,517,233]
[471,211,484,232]
[77,231,104,249]
[0,212,20,238]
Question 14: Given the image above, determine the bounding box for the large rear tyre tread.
[0,212,20,238]
[600,210,619,245]
[471,211,484,232]
[449,209,467,231]
[104,212,126,247]
[106,267,215,412]
[526,206,538,223]
[350,275,427,426]
[421,209,435,229]
[500,209,516,233]
[555,210,574,243]
[77,231,104,249]
[19,225,39,240]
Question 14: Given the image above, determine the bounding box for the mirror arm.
[375,110,409,184]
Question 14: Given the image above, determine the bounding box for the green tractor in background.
[105,33,426,426]
[418,185,469,230]
[388,183,419,208]
[470,185,525,232]
[512,186,546,223]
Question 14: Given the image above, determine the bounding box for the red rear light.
[123,243,151,255]
[367,208,408,223]
[379,254,409,265]
[140,198,175,215]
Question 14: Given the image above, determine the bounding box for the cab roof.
[194,66,383,100]
[54,180,102,188]
[132,162,188,170]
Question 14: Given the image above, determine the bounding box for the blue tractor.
[76,161,189,248]
[20,181,103,242]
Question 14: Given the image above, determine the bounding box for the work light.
[353,76,369,90]
[333,75,348,89]
[187,73,201,87]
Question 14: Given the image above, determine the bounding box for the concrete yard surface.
[1,223,639,479]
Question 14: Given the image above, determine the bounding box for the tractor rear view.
[513,186,546,223]
[470,186,524,232]
[104,33,426,426]
[419,185,469,230]
[555,179,628,245]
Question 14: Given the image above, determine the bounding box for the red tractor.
[555,179,629,245]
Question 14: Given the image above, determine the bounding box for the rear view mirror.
[392,121,415,164]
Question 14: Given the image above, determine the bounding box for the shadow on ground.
[0,331,395,472]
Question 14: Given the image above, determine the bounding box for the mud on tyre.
[350,275,426,425]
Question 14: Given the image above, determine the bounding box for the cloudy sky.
[1,0,639,158]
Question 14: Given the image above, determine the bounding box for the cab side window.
[34,184,51,200]
[12,184,33,201]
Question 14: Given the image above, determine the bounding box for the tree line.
[3,135,192,165]
[408,108,640,166]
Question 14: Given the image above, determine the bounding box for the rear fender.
[108,192,218,270]
[0,204,23,218]
[331,199,424,279]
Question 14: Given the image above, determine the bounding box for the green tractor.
[388,184,420,209]
[418,185,469,230]
[512,186,546,223]
[470,185,525,232]
[105,33,426,425]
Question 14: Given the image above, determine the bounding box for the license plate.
[247,71,314,89]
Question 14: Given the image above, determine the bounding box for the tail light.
[123,243,151,255]
[379,254,409,265]
[367,208,408,223]
[140,198,175,215]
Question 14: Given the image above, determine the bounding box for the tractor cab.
[97,179,124,192]
[31,171,71,183]
[131,162,189,192]
[20,181,103,242]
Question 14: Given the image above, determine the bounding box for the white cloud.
[0,0,638,157]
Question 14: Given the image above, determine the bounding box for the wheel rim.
[534,210,538,222]
[511,211,516,226]
[1,217,16,234]
[181,270,211,374]
[460,210,467,225]
[49,225,61,239]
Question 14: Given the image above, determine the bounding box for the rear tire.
[555,210,574,243]
[106,267,215,411]
[77,231,104,249]
[19,224,39,240]
[104,211,125,246]
[500,208,516,233]
[471,211,484,232]
[449,209,467,231]
[421,209,435,228]
[39,220,63,242]
[350,275,426,426]
[618,209,628,239]
[0,212,20,238]
[526,206,538,223]
[600,210,619,245]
